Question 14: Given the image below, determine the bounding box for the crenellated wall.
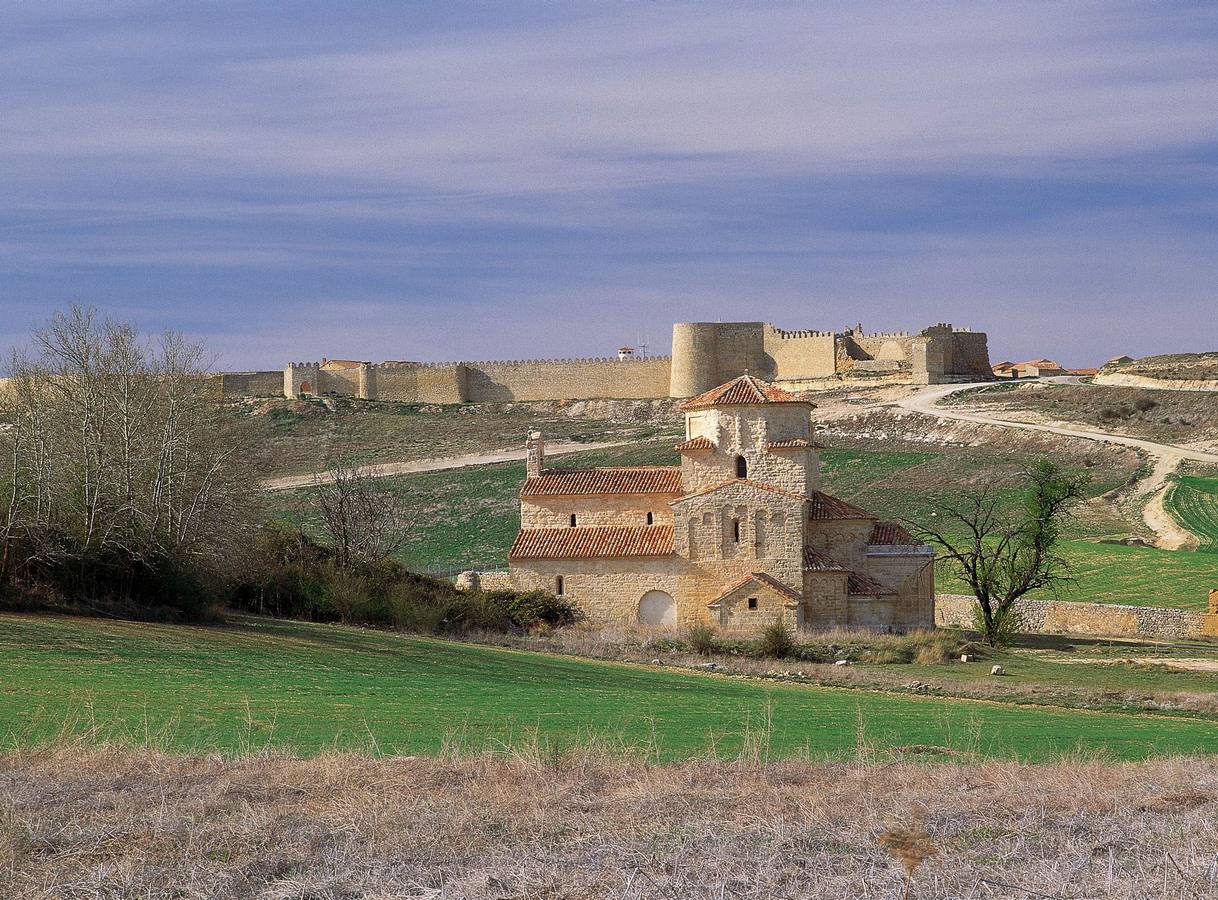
[463,357,671,402]
[669,321,992,395]
[275,357,670,403]
[218,318,992,402]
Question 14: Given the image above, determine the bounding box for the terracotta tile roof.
[803,547,849,572]
[509,525,675,560]
[680,375,808,410]
[847,571,897,597]
[809,491,875,520]
[320,358,364,370]
[521,467,682,497]
[708,572,802,606]
[869,521,918,545]
[765,437,825,450]
[675,436,715,451]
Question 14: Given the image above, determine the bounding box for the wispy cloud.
[1,1,1217,367]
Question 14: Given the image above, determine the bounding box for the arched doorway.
[299,380,313,395]
[638,590,677,627]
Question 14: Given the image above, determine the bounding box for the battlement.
[770,327,836,339]
[228,319,992,403]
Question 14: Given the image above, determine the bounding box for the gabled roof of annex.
[706,572,802,607]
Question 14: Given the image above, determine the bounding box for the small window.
[555,576,565,596]
[747,597,758,610]
[646,512,654,525]
[735,455,747,479]
[569,514,577,527]
[732,519,741,543]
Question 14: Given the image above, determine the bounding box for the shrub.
[230,525,577,636]
[915,643,951,665]
[971,603,1022,648]
[686,624,719,656]
[1134,396,1158,412]
[757,620,797,659]
[489,589,579,629]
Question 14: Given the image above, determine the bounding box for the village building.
[488,375,935,632]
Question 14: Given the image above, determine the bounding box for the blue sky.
[2,1,1217,369]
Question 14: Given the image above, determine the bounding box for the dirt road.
[897,382,1218,549]
[262,439,633,491]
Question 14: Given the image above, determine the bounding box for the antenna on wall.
[638,332,649,359]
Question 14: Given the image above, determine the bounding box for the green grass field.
[1167,475,1218,551]
[3,613,1217,761]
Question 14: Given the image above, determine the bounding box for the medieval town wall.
[217,370,283,397]
[463,357,671,402]
[372,363,467,404]
[227,319,991,401]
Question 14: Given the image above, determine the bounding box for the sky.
[2,1,1217,369]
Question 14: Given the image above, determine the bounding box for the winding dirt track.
[896,382,1218,549]
[261,439,633,492]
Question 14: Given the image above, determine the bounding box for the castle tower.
[670,322,722,398]
[284,362,321,398]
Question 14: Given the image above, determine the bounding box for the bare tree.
[916,460,1090,646]
[313,463,411,570]
[0,305,257,608]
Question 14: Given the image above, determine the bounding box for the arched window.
[555,576,565,596]
[569,514,577,527]
[646,512,654,525]
[735,455,747,479]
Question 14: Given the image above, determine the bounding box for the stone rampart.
[217,371,283,397]
[373,363,467,404]
[935,594,1218,641]
[463,357,671,402]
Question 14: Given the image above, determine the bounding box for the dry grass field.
[2,746,1218,898]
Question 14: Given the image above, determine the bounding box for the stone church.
[495,375,935,632]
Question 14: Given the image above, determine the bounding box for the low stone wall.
[936,594,1218,640]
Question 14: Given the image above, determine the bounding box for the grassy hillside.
[3,614,1218,761]
[1168,475,1218,552]
[239,396,680,478]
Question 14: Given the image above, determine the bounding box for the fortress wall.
[762,327,837,380]
[465,357,671,402]
[945,332,993,379]
[374,364,466,404]
[853,333,913,361]
[218,371,283,397]
[320,368,361,397]
[712,322,768,383]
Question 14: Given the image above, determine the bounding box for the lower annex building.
[483,375,935,632]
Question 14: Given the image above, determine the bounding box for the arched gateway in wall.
[638,590,677,627]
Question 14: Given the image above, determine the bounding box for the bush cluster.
[230,525,577,635]
[679,624,965,663]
